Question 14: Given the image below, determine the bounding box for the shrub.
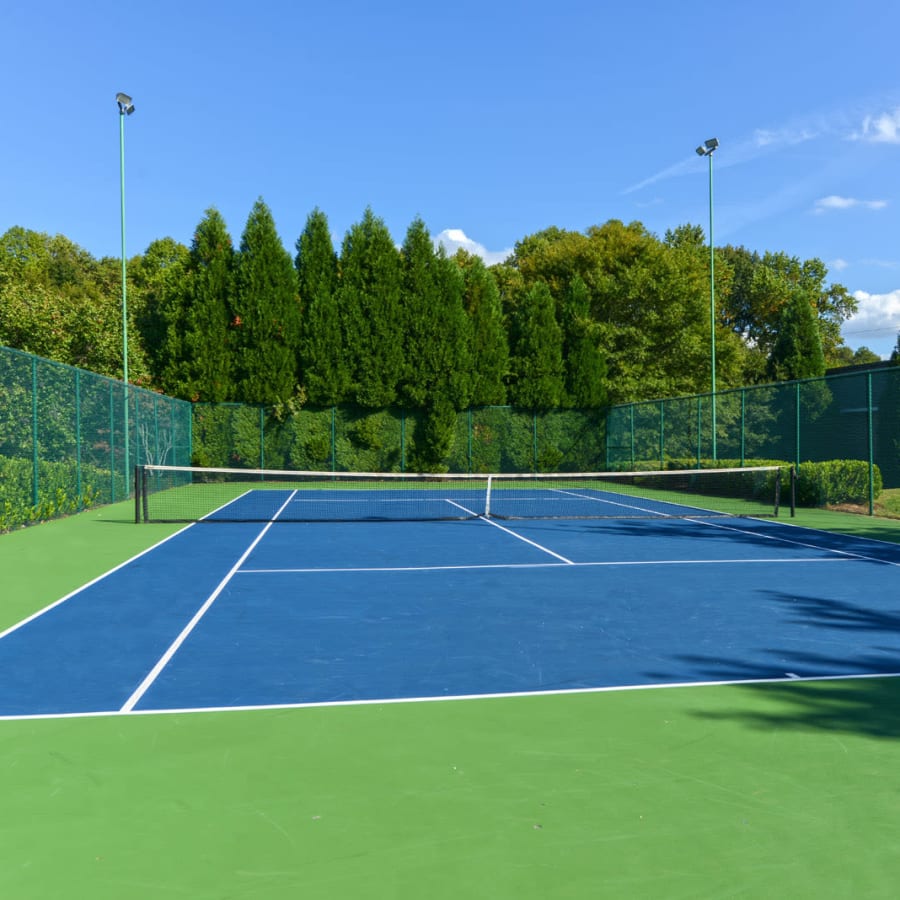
[795,459,882,507]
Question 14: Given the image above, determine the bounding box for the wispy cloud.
[814,195,888,214]
[752,124,824,148]
[622,115,833,195]
[623,101,899,195]
[434,228,512,266]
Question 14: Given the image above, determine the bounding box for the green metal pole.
[31,357,39,508]
[401,410,406,472]
[740,388,746,467]
[119,106,130,492]
[259,406,265,469]
[75,369,82,508]
[867,372,875,516]
[696,396,702,466]
[659,400,665,469]
[629,405,635,468]
[708,149,717,461]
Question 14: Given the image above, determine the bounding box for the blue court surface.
[2,512,900,718]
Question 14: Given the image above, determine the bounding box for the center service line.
[442,500,574,564]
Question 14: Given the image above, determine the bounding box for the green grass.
[876,487,900,518]
[3,500,900,897]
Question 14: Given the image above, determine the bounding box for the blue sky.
[3,0,900,357]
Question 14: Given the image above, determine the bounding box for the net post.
[774,467,781,517]
[790,465,796,517]
[485,474,493,518]
[133,465,142,523]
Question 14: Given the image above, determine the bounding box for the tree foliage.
[338,208,404,408]
[507,282,565,410]
[399,218,472,410]
[295,208,348,406]
[0,203,867,417]
[767,287,827,381]
[457,252,508,406]
[231,199,300,405]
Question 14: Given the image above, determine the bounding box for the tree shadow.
[665,590,900,739]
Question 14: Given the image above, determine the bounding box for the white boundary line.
[689,516,900,566]
[0,521,199,642]
[3,669,899,723]
[119,490,298,712]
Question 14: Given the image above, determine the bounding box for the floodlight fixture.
[116,92,135,115]
[696,137,719,156]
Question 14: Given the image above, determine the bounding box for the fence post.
[401,410,406,472]
[696,397,701,466]
[659,400,665,468]
[109,381,116,502]
[75,369,82,508]
[740,388,746,466]
[31,357,39,507]
[255,406,262,469]
[331,407,336,472]
[867,372,875,516]
[795,381,801,468]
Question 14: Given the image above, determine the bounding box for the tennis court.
[3,470,900,898]
[2,466,899,717]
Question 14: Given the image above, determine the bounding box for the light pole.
[695,137,718,460]
[117,92,134,487]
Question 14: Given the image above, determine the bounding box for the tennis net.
[135,464,788,523]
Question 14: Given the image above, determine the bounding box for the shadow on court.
[675,590,900,740]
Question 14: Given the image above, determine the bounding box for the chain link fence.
[605,366,900,509]
[4,341,897,529]
[192,365,899,511]
[0,345,193,530]
[191,404,606,475]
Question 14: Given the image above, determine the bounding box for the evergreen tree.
[560,276,607,408]
[399,218,473,410]
[767,286,827,381]
[459,254,508,406]
[295,208,348,406]
[507,282,565,410]
[231,199,300,405]
[337,208,403,408]
[176,208,235,401]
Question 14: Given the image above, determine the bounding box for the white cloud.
[842,289,900,348]
[813,195,888,214]
[855,108,900,144]
[434,228,513,266]
[829,258,849,272]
